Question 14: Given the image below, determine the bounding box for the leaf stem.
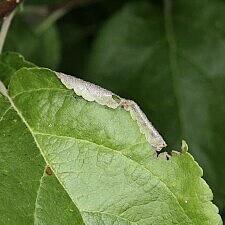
[0,9,16,54]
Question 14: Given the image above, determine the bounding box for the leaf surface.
[0,59,222,224]
[0,52,35,86]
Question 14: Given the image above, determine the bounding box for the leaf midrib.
[0,105,12,122]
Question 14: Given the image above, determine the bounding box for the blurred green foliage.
[3,0,225,220]
[5,16,61,68]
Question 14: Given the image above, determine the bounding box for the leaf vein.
[33,131,192,223]
[0,106,12,122]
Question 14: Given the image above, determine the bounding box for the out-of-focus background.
[4,0,225,220]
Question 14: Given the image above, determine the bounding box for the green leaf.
[86,0,225,211]
[0,59,222,224]
[0,52,35,86]
[4,16,61,69]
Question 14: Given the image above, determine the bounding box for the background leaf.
[4,16,61,69]
[57,0,128,74]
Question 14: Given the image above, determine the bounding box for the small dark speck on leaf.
[45,166,53,176]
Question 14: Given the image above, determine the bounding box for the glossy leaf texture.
[0,53,222,224]
[86,0,225,211]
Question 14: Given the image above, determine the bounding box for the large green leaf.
[0,54,222,224]
[86,0,225,212]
